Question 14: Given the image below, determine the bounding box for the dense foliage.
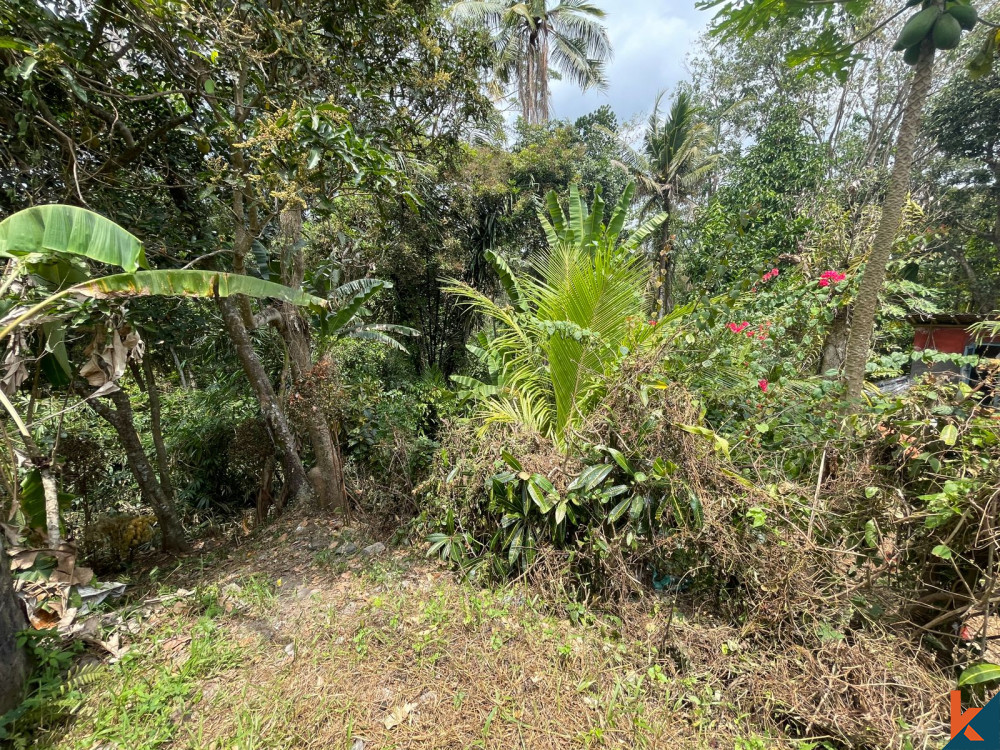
[2,0,1000,746]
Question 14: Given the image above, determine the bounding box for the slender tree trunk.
[216,295,312,506]
[0,535,29,715]
[41,468,59,548]
[656,204,673,319]
[276,206,346,511]
[129,357,175,503]
[88,390,189,553]
[842,41,935,402]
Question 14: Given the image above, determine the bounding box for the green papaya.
[893,6,942,51]
[932,13,963,49]
[946,4,977,31]
[903,43,922,65]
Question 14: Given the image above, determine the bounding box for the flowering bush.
[818,270,847,287]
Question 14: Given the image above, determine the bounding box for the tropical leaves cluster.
[446,182,666,445]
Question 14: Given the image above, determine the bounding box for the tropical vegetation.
[1,0,1000,747]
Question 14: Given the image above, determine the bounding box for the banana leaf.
[0,205,148,273]
[74,270,328,310]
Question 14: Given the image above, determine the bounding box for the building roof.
[907,313,990,327]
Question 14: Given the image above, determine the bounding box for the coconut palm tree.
[450,0,612,124]
[618,91,717,316]
[446,183,667,444]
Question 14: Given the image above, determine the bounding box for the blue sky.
[548,0,711,124]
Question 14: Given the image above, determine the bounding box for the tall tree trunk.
[276,206,346,511]
[842,41,935,402]
[217,295,312,506]
[819,305,851,376]
[88,389,189,553]
[0,535,29,715]
[129,357,175,503]
[656,205,673,319]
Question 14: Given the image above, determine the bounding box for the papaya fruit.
[893,6,941,51]
[932,13,963,50]
[946,4,977,31]
[903,43,922,65]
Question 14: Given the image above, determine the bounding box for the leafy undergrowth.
[9,510,939,750]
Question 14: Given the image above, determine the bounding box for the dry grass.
[19,506,951,750]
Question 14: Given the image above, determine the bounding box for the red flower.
[819,270,846,287]
[758,379,769,393]
[761,268,780,282]
[649,319,657,326]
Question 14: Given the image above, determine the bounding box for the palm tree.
[446,183,667,445]
[619,91,717,316]
[450,0,612,124]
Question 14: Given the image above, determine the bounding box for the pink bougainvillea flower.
[758,379,769,393]
[761,268,780,283]
[819,270,846,287]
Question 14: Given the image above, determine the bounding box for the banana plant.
[315,277,417,352]
[0,205,329,545]
[0,206,328,344]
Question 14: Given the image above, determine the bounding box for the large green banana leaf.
[0,270,328,344]
[75,270,327,309]
[0,205,148,273]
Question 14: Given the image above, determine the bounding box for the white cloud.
[548,0,710,124]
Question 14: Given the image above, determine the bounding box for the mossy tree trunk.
[842,42,935,401]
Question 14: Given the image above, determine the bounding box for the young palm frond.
[447,182,667,447]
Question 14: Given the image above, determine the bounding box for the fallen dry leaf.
[382,702,417,730]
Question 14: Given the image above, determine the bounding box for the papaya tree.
[703,0,996,401]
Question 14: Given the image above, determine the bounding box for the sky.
[547,0,712,125]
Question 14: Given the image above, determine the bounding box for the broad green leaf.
[20,469,73,533]
[959,663,1000,686]
[607,496,631,523]
[940,423,959,447]
[527,480,552,513]
[501,450,522,471]
[864,520,878,549]
[0,205,147,272]
[568,464,614,493]
[39,322,71,387]
[931,544,953,560]
[321,279,387,334]
[73,270,327,309]
[604,446,633,475]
